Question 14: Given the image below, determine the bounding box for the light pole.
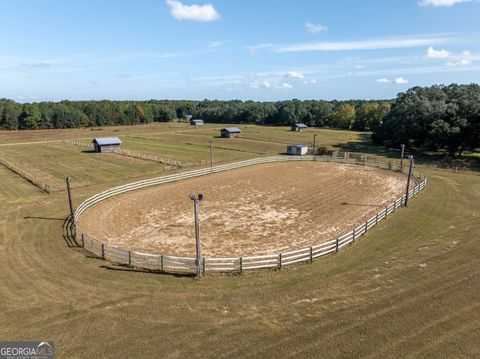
[189,192,204,278]
[209,140,213,170]
[400,144,405,172]
[404,156,414,207]
[312,134,317,157]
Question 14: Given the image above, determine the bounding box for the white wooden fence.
[74,155,428,274]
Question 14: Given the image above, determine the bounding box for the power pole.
[404,156,414,207]
[189,193,204,278]
[66,176,76,240]
[400,144,405,172]
[209,140,213,170]
[312,134,317,157]
[66,177,75,222]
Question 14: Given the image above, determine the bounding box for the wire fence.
[74,154,427,275]
[0,156,53,193]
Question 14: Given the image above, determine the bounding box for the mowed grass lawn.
[0,166,479,358]
[120,137,255,164]
[0,143,166,189]
[0,125,370,192]
[0,126,478,358]
[0,165,45,201]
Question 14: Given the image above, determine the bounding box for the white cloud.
[303,79,318,85]
[286,71,304,79]
[282,83,293,89]
[395,77,409,84]
[245,43,274,56]
[206,40,229,48]
[262,81,271,88]
[426,46,450,58]
[419,0,472,7]
[274,36,447,53]
[166,0,220,22]
[305,22,328,34]
[355,64,365,69]
[376,78,390,83]
[446,50,473,66]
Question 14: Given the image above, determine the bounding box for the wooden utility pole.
[400,144,405,172]
[404,156,414,207]
[190,193,204,278]
[66,177,75,222]
[209,140,213,170]
[312,134,317,157]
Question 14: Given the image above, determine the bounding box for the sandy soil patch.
[78,162,408,257]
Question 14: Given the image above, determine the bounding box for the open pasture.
[0,124,478,358]
[0,142,166,190]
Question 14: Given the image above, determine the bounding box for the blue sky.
[1,0,479,102]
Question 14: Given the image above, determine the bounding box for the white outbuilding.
[287,144,308,156]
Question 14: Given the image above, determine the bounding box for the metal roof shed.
[287,144,308,156]
[220,127,241,138]
[92,137,122,153]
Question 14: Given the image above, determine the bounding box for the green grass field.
[0,124,478,358]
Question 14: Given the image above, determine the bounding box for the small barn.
[190,119,204,126]
[92,137,122,153]
[287,144,308,156]
[291,123,308,132]
[221,127,241,138]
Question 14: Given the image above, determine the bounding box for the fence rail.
[75,154,427,275]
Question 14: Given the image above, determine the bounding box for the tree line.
[1,83,478,156]
[0,98,390,132]
[373,84,480,157]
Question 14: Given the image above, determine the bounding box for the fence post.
[310,247,313,263]
[336,238,339,252]
[393,201,396,211]
[365,220,368,233]
[376,213,379,225]
[160,255,164,271]
[385,206,388,217]
[81,234,85,247]
[101,244,105,259]
[239,257,243,273]
[128,251,131,266]
[352,228,356,243]
[278,253,282,270]
[202,258,206,275]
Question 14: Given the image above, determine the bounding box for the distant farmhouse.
[190,119,204,126]
[287,144,308,156]
[92,137,122,153]
[291,123,308,132]
[221,127,241,138]
[185,115,193,121]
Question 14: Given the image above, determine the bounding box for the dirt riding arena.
[78,162,409,257]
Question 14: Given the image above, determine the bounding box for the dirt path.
[78,162,408,257]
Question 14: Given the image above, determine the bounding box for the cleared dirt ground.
[79,162,408,257]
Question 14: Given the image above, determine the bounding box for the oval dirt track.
[78,162,408,257]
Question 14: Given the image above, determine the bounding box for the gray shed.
[287,144,308,156]
[291,123,308,132]
[92,137,122,153]
[190,119,204,126]
[221,127,241,138]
